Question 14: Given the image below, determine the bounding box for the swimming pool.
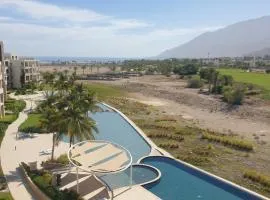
[62,104,151,162]
[99,164,160,190]
[141,156,264,200]
[64,103,267,200]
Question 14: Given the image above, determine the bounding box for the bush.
[159,143,179,149]
[187,78,203,88]
[202,133,253,151]
[148,133,184,142]
[21,163,82,200]
[223,86,245,105]
[266,69,270,74]
[56,154,69,165]
[244,170,270,188]
[173,64,198,75]
[5,99,26,113]
[0,123,9,145]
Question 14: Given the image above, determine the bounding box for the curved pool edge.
[140,156,269,200]
[131,164,162,186]
[100,102,269,200]
[101,102,158,155]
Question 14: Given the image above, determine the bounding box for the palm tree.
[60,84,98,147]
[55,72,69,95]
[42,72,55,85]
[40,106,64,160]
[64,69,68,76]
[82,65,87,75]
[89,65,93,74]
[73,66,78,75]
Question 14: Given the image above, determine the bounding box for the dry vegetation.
[84,82,270,198]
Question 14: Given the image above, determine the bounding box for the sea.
[35,56,133,64]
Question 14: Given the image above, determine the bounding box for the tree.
[223,86,245,105]
[89,65,93,74]
[82,65,87,75]
[73,66,78,75]
[59,84,98,147]
[159,60,172,76]
[42,72,55,85]
[173,64,198,75]
[40,105,64,160]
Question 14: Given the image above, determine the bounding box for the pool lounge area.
[66,103,268,200]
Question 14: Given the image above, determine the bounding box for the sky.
[0,0,269,57]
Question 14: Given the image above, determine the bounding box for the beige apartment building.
[4,54,40,89]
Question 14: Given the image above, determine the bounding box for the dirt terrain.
[87,75,270,142]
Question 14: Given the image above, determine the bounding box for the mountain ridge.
[159,16,270,58]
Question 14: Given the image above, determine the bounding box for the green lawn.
[84,83,126,100]
[0,114,17,124]
[0,193,13,200]
[218,68,270,99]
[19,114,45,133]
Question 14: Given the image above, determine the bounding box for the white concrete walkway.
[1,99,35,200]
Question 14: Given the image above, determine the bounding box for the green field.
[19,113,45,133]
[218,69,270,99]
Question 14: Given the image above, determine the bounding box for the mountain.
[244,47,270,57]
[159,16,270,58]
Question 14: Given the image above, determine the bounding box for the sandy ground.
[87,75,270,142]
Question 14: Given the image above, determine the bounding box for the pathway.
[1,99,35,200]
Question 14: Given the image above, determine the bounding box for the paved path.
[1,99,35,200]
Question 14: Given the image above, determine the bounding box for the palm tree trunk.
[69,136,73,148]
[51,133,56,160]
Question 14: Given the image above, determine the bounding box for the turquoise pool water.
[62,105,151,162]
[99,165,159,189]
[141,156,263,200]
[63,104,264,200]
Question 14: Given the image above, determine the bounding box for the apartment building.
[0,41,5,117]
[4,54,40,89]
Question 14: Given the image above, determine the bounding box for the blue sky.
[0,0,269,57]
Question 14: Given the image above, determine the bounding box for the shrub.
[177,154,211,166]
[148,133,184,142]
[158,143,179,149]
[56,154,69,165]
[266,69,270,74]
[243,170,270,188]
[223,86,245,105]
[21,163,82,200]
[187,78,203,88]
[5,99,26,113]
[138,123,176,131]
[154,117,177,122]
[202,133,253,151]
[173,64,198,75]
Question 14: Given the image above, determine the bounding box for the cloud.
[0,0,223,57]
[0,0,107,22]
[0,0,151,29]
[0,20,222,57]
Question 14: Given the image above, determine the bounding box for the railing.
[95,174,114,200]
